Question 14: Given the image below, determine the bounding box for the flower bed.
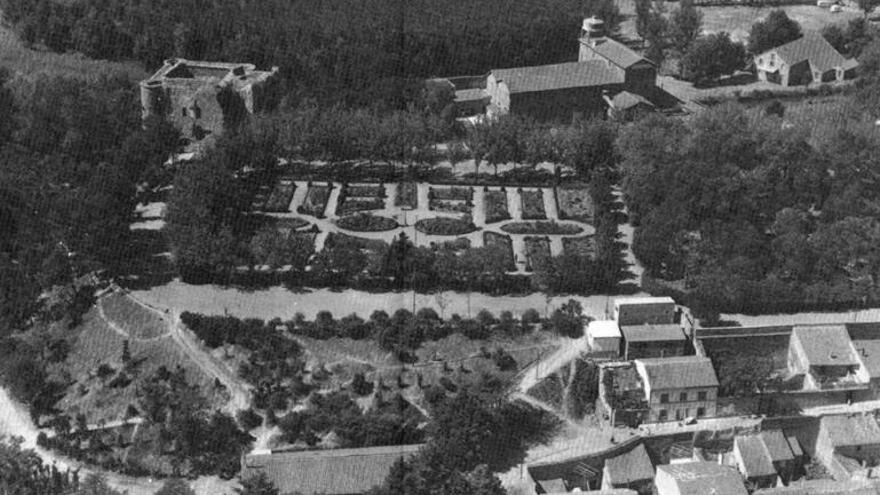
[430,199,472,214]
[345,184,385,198]
[415,216,479,236]
[336,213,399,232]
[556,187,594,224]
[483,231,516,271]
[563,236,595,258]
[337,197,385,216]
[484,190,510,224]
[520,189,546,220]
[501,221,584,235]
[524,236,551,271]
[297,183,332,218]
[395,182,418,209]
[263,181,296,212]
[429,186,472,201]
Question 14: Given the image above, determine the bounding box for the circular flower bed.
[415,217,479,236]
[336,213,399,232]
[500,221,584,235]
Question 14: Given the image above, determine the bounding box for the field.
[744,94,862,144]
[99,293,168,339]
[556,187,594,224]
[520,190,547,220]
[698,4,861,43]
[53,305,223,425]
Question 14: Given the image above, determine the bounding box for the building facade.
[635,356,719,422]
[755,34,858,86]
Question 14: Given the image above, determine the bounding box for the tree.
[747,10,802,54]
[155,478,196,495]
[668,0,703,54]
[857,0,880,17]
[680,33,747,84]
[238,472,280,495]
[74,474,125,495]
[635,0,669,63]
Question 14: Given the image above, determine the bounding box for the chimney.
[581,16,606,47]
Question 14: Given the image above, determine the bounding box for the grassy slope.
[0,12,146,82]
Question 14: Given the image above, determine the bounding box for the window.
[679,392,688,402]
[675,409,683,420]
[697,407,705,417]
[193,105,202,119]
[658,409,668,421]
[660,393,669,404]
[698,391,708,401]
[181,107,187,117]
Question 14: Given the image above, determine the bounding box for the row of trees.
[1,0,619,109]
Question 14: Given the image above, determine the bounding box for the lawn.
[298,183,332,217]
[345,184,385,198]
[337,197,385,216]
[745,94,861,144]
[416,216,479,236]
[520,189,547,220]
[556,187,594,224]
[484,231,516,271]
[99,293,168,340]
[430,186,473,201]
[336,213,398,232]
[484,190,511,224]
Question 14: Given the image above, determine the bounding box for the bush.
[415,216,479,236]
[501,221,584,235]
[351,373,375,396]
[492,348,517,371]
[237,408,263,430]
[336,213,398,232]
[298,184,332,217]
[522,308,541,325]
[337,197,385,215]
[430,186,472,201]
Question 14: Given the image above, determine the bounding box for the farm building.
[787,325,870,391]
[755,34,858,86]
[140,58,280,142]
[614,296,677,326]
[732,430,801,488]
[814,415,880,480]
[430,17,664,122]
[601,443,655,493]
[654,462,748,495]
[241,444,423,495]
[588,320,622,355]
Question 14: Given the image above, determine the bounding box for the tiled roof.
[792,325,860,367]
[621,324,685,342]
[656,462,749,495]
[735,434,777,479]
[771,34,851,73]
[605,443,654,485]
[454,88,489,103]
[586,38,651,68]
[491,60,623,94]
[615,296,675,306]
[754,479,878,494]
[243,444,423,495]
[820,415,880,448]
[761,429,795,463]
[611,91,654,110]
[636,356,719,389]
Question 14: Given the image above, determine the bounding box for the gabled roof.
[621,324,685,342]
[243,444,423,495]
[490,60,623,94]
[762,430,795,463]
[820,415,880,449]
[611,91,654,110]
[656,462,749,495]
[605,443,654,485]
[636,356,719,390]
[615,296,675,306]
[754,479,878,495]
[585,38,652,68]
[769,34,852,73]
[735,434,777,479]
[791,325,860,367]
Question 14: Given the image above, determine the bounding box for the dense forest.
[0,0,618,108]
[621,88,880,319]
